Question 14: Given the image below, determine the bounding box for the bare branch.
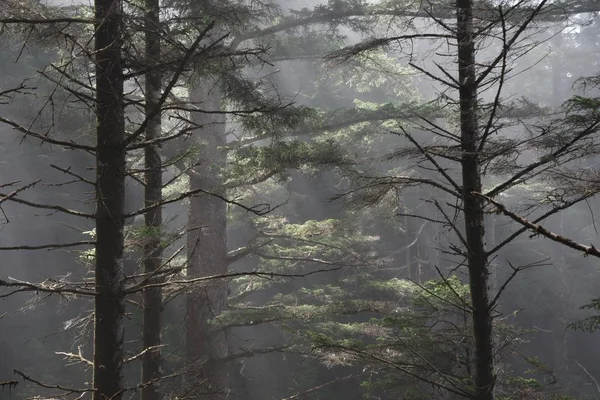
[0,116,95,152]
[0,277,95,298]
[0,17,93,24]
[13,369,92,394]
[0,190,94,219]
[475,192,600,258]
[485,120,600,198]
[125,345,166,364]
[125,186,279,218]
[55,346,93,367]
[0,241,94,251]
[124,22,223,147]
[280,374,364,400]
[393,128,462,195]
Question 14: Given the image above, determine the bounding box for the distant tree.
[140,0,163,398]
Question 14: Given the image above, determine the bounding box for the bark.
[93,0,126,399]
[456,0,495,398]
[185,79,229,399]
[141,0,163,397]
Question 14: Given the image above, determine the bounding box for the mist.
[1,0,600,399]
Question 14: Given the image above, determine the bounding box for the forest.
[1,0,600,399]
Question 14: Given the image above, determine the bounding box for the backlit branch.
[125,268,342,294]
[0,277,95,298]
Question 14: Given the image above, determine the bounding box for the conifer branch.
[475,192,600,258]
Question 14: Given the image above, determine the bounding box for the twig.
[0,380,18,390]
[280,374,362,400]
[55,346,93,367]
[125,345,166,363]
[575,360,600,395]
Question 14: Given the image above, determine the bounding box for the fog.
[1,0,600,399]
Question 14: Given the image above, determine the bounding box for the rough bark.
[456,0,495,398]
[141,0,163,397]
[93,0,126,399]
[185,79,229,399]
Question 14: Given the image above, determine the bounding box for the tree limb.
[475,192,600,258]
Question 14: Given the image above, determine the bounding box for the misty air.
[1,0,600,399]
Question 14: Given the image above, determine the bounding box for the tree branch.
[475,192,600,258]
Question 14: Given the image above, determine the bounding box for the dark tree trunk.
[93,0,126,398]
[456,0,495,398]
[141,0,163,397]
[185,80,229,399]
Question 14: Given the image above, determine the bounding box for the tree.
[141,0,163,397]
[0,1,230,397]
[456,0,494,396]
[93,0,127,397]
[263,1,600,399]
[4,1,600,399]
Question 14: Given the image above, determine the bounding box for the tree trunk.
[185,79,229,399]
[485,216,498,297]
[456,0,495,398]
[141,0,163,397]
[551,28,564,106]
[93,0,126,398]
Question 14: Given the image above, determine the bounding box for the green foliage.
[507,376,544,389]
[568,298,600,333]
[227,139,351,186]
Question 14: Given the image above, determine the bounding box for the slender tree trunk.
[456,0,495,398]
[141,0,163,397]
[551,28,564,106]
[485,217,498,297]
[93,0,126,399]
[185,80,229,399]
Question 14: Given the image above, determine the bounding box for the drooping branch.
[0,116,95,152]
[0,189,94,219]
[235,0,595,47]
[475,192,600,258]
[13,369,92,395]
[487,192,593,255]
